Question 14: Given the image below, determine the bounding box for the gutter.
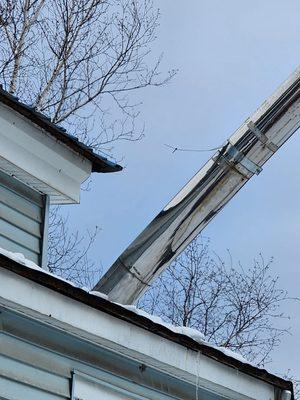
[0,86,122,173]
[0,253,294,398]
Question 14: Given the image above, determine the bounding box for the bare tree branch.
[0,0,176,150]
[47,206,102,288]
[138,237,295,366]
[0,0,176,288]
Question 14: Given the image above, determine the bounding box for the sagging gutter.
[0,253,294,399]
[94,67,300,305]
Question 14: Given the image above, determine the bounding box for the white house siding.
[0,170,48,265]
[0,333,70,400]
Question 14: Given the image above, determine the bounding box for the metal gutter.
[94,67,300,304]
[0,253,294,398]
[0,86,122,173]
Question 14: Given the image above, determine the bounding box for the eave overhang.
[0,87,122,174]
[0,253,294,399]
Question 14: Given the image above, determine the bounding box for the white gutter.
[94,68,300,304]
[0,267,278,400]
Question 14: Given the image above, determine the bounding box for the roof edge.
[0,253,294,397]
[0,87,122,173]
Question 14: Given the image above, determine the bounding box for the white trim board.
[0,103,92,204]
[0,268,275,400]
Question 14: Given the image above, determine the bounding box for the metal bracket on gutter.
[218,144,262,177]
[247,121,279,152]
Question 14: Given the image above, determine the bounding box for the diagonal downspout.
[94,68,300,305]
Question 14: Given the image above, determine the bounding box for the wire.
[164,143,223,154]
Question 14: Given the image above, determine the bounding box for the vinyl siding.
[0,170,47,265]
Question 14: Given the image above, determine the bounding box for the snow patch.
[88,290,108,300]
[0,246,78,287]
[118,303,207,342]
[117,303,249,364]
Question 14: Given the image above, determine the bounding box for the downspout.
[281,390,292,400]
[94,67,300,305]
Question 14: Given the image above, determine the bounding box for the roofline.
[0,254,293,397]
[0,87,122,173]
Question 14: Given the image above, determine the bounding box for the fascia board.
[0,103,92,204]
[0,268,275,400]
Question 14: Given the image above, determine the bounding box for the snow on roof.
[0,246,249,365]
[118,303,249,364]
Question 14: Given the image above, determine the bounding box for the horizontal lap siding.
[0,337,70,400]
[0,170,45,265]
[0,376,68,400]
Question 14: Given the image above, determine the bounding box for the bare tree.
[0,0,175,278]
[47,206,102,288]
[0,0,175,150]
[138,237,292,366]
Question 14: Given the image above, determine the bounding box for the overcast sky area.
[64,0,300,379]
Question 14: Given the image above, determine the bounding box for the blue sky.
[65,0,300,379]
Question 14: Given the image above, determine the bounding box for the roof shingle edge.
[0,87,122,173]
